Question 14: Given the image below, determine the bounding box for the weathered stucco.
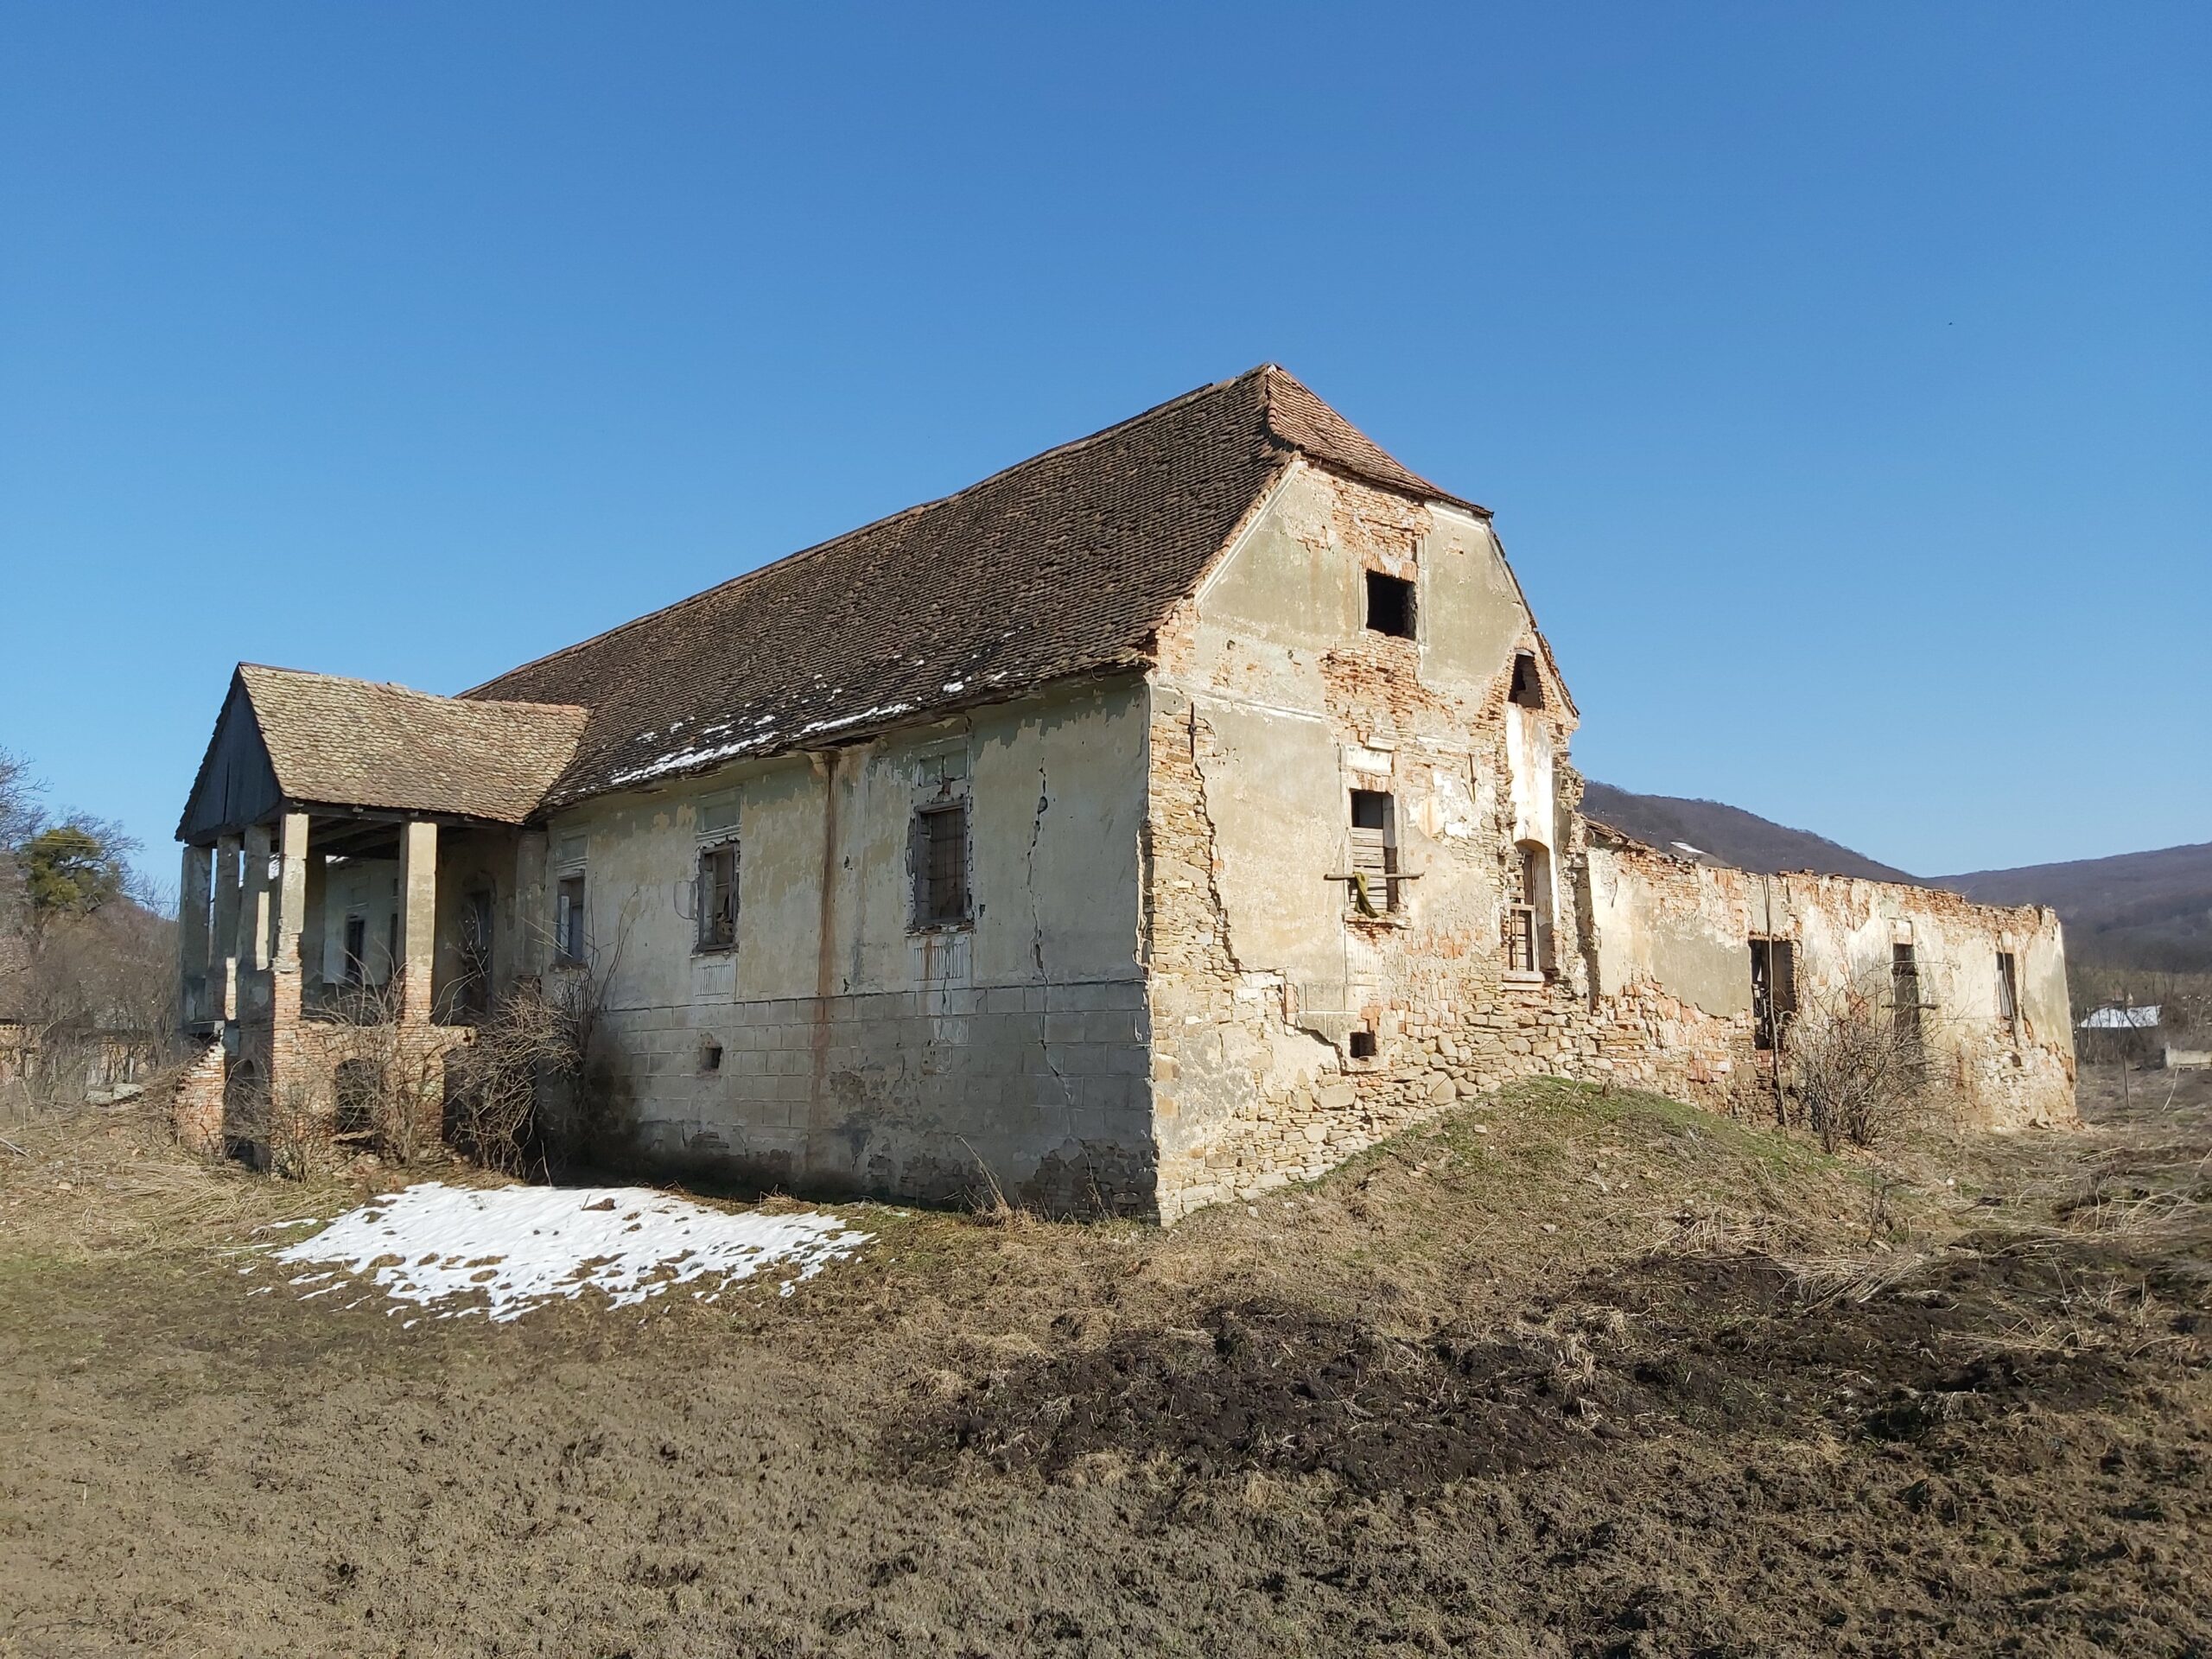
[174,415,2080,1220]
[1134,461,2075,1219]
[1144,462,1600,1219]
[1586,843,2075,1129]
[545,678,1155,1214]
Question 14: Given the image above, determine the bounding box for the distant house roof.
[2080,1004,2160,1030]
[464,365,1481,807]
[177,665,588,839]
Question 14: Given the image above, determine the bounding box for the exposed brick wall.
[172,1041,226,1155]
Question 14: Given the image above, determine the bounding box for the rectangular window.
[1504,842,1551,972]
[912,804,969,926]
[1503,905,1537,973]
[1363,570,1414,639]
[1348,790,1400,914]
[1996,950,2018,1022]
[556,874,587,964]
[1750,937,1797,1050]
[1892,942,1923,1046]
[696,842,738,950]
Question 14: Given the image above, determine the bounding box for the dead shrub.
[312,975,447,1169]
[1783,975,1929,1152]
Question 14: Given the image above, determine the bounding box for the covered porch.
[171,664,588,1159]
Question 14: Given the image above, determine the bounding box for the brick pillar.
[177,843,213,1029]
[397,819,438,1024]
[212,833,242,1021]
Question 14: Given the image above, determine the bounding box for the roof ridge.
[239,661,586,717]
[457,367,1278,701]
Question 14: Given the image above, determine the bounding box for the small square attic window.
[1364,571,1414,639]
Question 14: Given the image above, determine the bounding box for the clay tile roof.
[468,365,1477,807]
[236,664,588,824]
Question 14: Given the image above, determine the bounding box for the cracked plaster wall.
[1586,845,2076,1129]
[543,679,1156,1213]
[1143,462,1600,1218]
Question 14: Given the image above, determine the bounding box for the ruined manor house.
[172,367,2077,1218]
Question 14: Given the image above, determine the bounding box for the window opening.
[1996,950,2018,1023]
[1506,842,1551,973]
[1750,938,1797,1050]
[1364,570,1414,639]
[556,874,587,964]
[1892,943,1923,1046]
[699,1039,723,1074]
[342,914,367,986]
[696,842,738,950]
[1348,790,1400,914]
[459,887,493,1018]
[333,1059,380,1140]
[1509,652,1546,709]
[912,803,969,926]
[1348,1030,1377,1060]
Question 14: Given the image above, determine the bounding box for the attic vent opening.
[1510,652,1545,709]
[1364,571,1414,639]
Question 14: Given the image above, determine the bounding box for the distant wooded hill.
[1581,782,2212,973]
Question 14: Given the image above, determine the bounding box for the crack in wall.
[1027,766,1075,1110]
[1185,704,1249,977]
[1185,703,1339,1057]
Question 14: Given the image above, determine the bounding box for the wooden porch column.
[397,819,438,1024]
[177,843,213,1030]
[212,833,242,1021]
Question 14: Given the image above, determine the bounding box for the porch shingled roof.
[236,664,588,824]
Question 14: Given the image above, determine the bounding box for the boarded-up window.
[1996,950,2018,1022]
[1364,571,1414,639]
[1751,938,1797,1050]
[1348,790,1399,914]
[912,804,969,926]
[696,842,738,950]
[556,874,587,964]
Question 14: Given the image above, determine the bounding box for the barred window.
[556,874,587,964]
[912,803,969,926]
[1348,790,1400,915]
[696,842,738,950]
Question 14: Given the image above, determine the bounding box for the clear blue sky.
[2,3,2204,885]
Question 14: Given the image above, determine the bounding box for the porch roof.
[177,664,588,841]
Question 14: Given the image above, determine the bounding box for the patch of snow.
[270,1181,870,1323]
[795,701,913,739]
[607,729,782,787]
